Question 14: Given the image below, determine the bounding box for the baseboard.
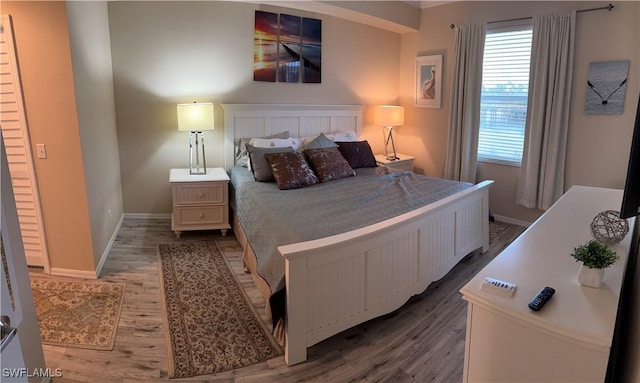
[493,214,532,227]
[95,213,124,278]
[124,213,171,219]
[50,267,97,280]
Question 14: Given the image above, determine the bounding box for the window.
[478,21,533,166]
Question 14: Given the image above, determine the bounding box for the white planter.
[578,264,604,288]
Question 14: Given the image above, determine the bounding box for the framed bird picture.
[415,55,443,108]
[585,60,629,115]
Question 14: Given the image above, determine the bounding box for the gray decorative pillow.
[235,131,289,167]
[304,133,338,149]
[304,147,355,182]
[247,144,293,182]
[264,151,319,190]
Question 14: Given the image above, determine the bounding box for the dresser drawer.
[172,183,227,205]
[173,205,227,226]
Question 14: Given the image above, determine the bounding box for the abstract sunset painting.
[301,17,321,83]
[278,14,301,83]
[254,11,278,82]
[254,11,321,83]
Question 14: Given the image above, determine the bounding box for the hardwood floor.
[35,218,524,383]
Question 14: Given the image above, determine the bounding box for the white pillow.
[326,130,358,142]
[235,131,289,167]
[250,137,304,151]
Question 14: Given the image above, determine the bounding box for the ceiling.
[403,1,454,9]
[255,1,421,33]
[252,1,455,33]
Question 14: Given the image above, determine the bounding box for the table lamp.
[177,102,214,175]
[375,105,404,161]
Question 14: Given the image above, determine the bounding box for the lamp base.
[189,131,207,175]
[189,168,207,175]
[383,126,398,163]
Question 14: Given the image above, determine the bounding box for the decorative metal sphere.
[590,210,629,245]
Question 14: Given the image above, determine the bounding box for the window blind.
[478,21,533,166]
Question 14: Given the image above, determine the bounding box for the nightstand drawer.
[384,162,413,172]
[172,183,226,205]
[174,206,226,226]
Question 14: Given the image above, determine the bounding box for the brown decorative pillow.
[247,144,293,182]
[336,141,377,168]
[264,151,319,190]
[304,147,355,182]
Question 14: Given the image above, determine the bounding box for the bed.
[222,104,493,365]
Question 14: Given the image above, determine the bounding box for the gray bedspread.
[229,165,472,303]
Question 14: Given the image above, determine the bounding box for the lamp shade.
[374,105,404,127]
[177,102,214,132]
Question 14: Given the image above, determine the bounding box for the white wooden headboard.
[222,104,364,170]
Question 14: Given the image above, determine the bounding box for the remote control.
[528,286,555,311]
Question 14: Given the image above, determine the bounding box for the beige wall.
[2,1,95,272]
[66,1,124,268]
[108,1,401,214]
[399,1,640,223]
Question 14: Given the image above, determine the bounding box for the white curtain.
[517,11,576,210]
[444,23,486,183]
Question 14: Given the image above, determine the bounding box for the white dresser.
[460,186,635,382]
[170,168,230,237]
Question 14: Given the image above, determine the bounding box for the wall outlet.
[36,144,47,159]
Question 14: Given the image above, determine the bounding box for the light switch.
[37,144,47,159]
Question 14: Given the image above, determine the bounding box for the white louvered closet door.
[0,15,49,270]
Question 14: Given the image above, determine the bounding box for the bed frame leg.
[284,335,307,365]
[284,257,308,366]
[482,190,491,253]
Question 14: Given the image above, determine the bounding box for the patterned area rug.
[489,220,515,243]
[157,241,282,378]
[30,278,125,350]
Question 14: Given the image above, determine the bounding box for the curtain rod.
[449,3,614,29]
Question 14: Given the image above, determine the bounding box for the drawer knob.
[198,192,205,198]
[199,213,205,218]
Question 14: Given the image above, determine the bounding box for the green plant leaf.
[570,240,619,269]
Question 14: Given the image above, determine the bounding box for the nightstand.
[170,168,231,237]
[374,154,416,172]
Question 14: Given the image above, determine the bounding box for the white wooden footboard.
[279,180,493,365]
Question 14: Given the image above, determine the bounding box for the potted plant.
[571,240,619,288]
